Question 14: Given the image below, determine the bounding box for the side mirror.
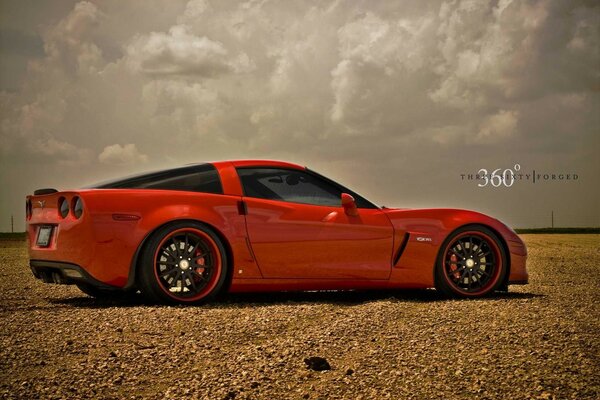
[341,193,359,217]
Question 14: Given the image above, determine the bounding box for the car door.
[237,167,394,280]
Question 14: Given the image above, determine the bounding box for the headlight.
[58,197,69,219]
[72,197,83,219]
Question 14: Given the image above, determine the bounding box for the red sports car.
[26,160,528,304]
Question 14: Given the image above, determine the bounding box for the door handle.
[237,200,247,215]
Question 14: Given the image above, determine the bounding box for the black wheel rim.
[154,229,219,300]
[443,233,500,294]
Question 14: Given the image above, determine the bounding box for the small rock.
[345,368,354,376]
[304,356,331,371]
[223,390,237,400]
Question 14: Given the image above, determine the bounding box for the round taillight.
[26,199,32,220]
[72,197,83,219]
[58,197,69,219]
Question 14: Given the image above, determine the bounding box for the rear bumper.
[30,260,118,289]
[27,215,139,287]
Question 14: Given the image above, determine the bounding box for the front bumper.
[507,239,528,285]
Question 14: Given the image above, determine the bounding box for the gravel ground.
[1,234,598,400]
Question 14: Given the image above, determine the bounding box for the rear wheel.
[138,222,227,304]
[435,225,507,298]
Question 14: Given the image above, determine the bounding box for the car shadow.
[46,289,545,309]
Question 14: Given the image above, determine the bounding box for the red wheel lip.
[441,230,503,297]
[153,227,222,302]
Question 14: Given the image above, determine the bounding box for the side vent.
[393,233,410,266]
[34,188,58,195]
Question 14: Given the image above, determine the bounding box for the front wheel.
[138,222,228,304]
[435,226,508,298]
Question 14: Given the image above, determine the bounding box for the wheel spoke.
[477,269,490,278]
[463,269,471,290]
[172,238,182,258]
[457,241,467,257]
[476,251,492,259]
[162,249,177,261]
[186,241,200,258]
[188,272,198,291]
[160,260,178,266]
[160,268,178,279]
[190,270,206,280]
[472,274,483,288]
[177,274,184,289]
[181,274,189,291]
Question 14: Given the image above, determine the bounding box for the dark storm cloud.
[0,0,598,230]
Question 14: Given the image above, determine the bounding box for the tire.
[76,282,136,300]
[138,221,228,304]
[435,225,508,298]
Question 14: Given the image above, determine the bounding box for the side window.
[141,169,222,193]
[237,168,342,206]
[94,164,223,194]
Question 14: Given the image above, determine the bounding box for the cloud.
[98,144,149,165]
[126,24,252,77]
[26,135,94,166]
[42,1,105,74]
[476,110,519,143]
[430,0,599,109]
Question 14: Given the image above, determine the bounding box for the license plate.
[36,226,53,247]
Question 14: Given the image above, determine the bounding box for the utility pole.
[11,215,14,233]
[551,210,554,229]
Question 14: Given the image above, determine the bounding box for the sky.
[0,0,598,231]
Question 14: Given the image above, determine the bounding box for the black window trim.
[235,166,380,209]
[89,163,224,194]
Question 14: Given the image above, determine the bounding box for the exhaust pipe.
[52,271,64,284]
[39,271,53,283]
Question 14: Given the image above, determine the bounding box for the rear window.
[91,164,223,194]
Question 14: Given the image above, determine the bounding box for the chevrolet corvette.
[26,160,528,304]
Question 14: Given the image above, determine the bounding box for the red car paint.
[26,160,528,293]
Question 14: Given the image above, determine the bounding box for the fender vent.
[393,233,410,266]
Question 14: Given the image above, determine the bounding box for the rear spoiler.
[34,188,58,196]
